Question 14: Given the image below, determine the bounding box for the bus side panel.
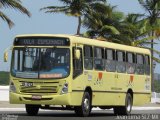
[90,71,116,106]
[70,92,84,105]
[133,75,149,93]
[92,92,126,106]
[133,75,151,106]
[71,74,86,105]
[133,93,151,106]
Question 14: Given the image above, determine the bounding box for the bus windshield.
[11,47,70,79]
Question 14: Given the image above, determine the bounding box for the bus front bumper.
[9,92,71,105]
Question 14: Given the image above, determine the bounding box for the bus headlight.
[61,83,68,94]
[9,82,16,93]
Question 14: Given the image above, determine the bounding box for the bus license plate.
[32,95,42,100]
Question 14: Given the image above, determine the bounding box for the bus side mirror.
[4,51,8,62]
[74,49,80,59]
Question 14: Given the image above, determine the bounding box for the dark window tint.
[94,47,104,70]
[136,54,144,75]
[145,55,150,75]
[116,51,126,73]
[137,54,144,64]
[126,53,135,74]
[127,53,135,63]
[105,49,116,72]
[84,46,93,70]
[117,51,125,62]
[145,55,150,65]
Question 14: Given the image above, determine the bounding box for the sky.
[0,0,159,73]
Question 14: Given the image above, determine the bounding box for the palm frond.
[153,57,160,63]
[40,0,114,35]
[90,3,114,17]
[86,0,107,4]
[40,6,70,14]
[40,6,68,11]
[0,0,31,17]
[138,0,153,15]
[59,0,72,5]
[131,36,156,46]
[143,46,160,56]
[0,10,14,28]
[83,30,97,38]
[141,42,158,44]
[101,25,120,35]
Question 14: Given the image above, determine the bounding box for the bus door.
[72,47,84,91]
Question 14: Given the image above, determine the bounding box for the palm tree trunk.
[151,30,154,92]
[77,16,81,35]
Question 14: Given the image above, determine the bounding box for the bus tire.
[74,92,91,117]
[114,93,132,115]
[25,104,39,116]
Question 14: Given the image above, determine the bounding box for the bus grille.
[20,82,59,94]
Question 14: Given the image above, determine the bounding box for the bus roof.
[15,34,151,55]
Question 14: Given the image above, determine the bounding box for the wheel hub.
[127,97,132,112]
[84,98,89,111]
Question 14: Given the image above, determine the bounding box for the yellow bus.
[4,34,151,116]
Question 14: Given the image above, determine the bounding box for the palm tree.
[113,13,160,61]
[40,0,107,35]
[0,0,31,28]
[114,13,151,45]
[138,0,160,91]
[83,5,121,41]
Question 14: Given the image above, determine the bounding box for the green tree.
[83,5,121,41]
[0,71,9,85]
[40,0,107,35]
[113,13,153,45]
[138,0,160,91]
[154,80,160,93]
[0,0,31,28]
[138,0,160,58]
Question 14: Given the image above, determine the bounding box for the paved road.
[0,102,160,120]
[0,110,160,120]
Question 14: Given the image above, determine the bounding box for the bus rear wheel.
[114,93,133,115]
[25,104,39,116]
[74,92,91,117]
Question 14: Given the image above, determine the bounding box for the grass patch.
[0,71,9,85]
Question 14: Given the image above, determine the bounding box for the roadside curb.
[0,86,9,101]
[0,86,9,90]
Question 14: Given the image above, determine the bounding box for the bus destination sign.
[14,37,70,46]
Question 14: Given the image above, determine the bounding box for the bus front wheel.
[25,104,39,116]
[74,92,91,117]
[114,93,133,115]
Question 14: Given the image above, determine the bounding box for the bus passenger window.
[126,53,135,74]
[136,54,144,75]
[105,49,116,72]
[116,51,126,73]
[94,47,104,70]
[84,46,93,70]
[145,55,150,75]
